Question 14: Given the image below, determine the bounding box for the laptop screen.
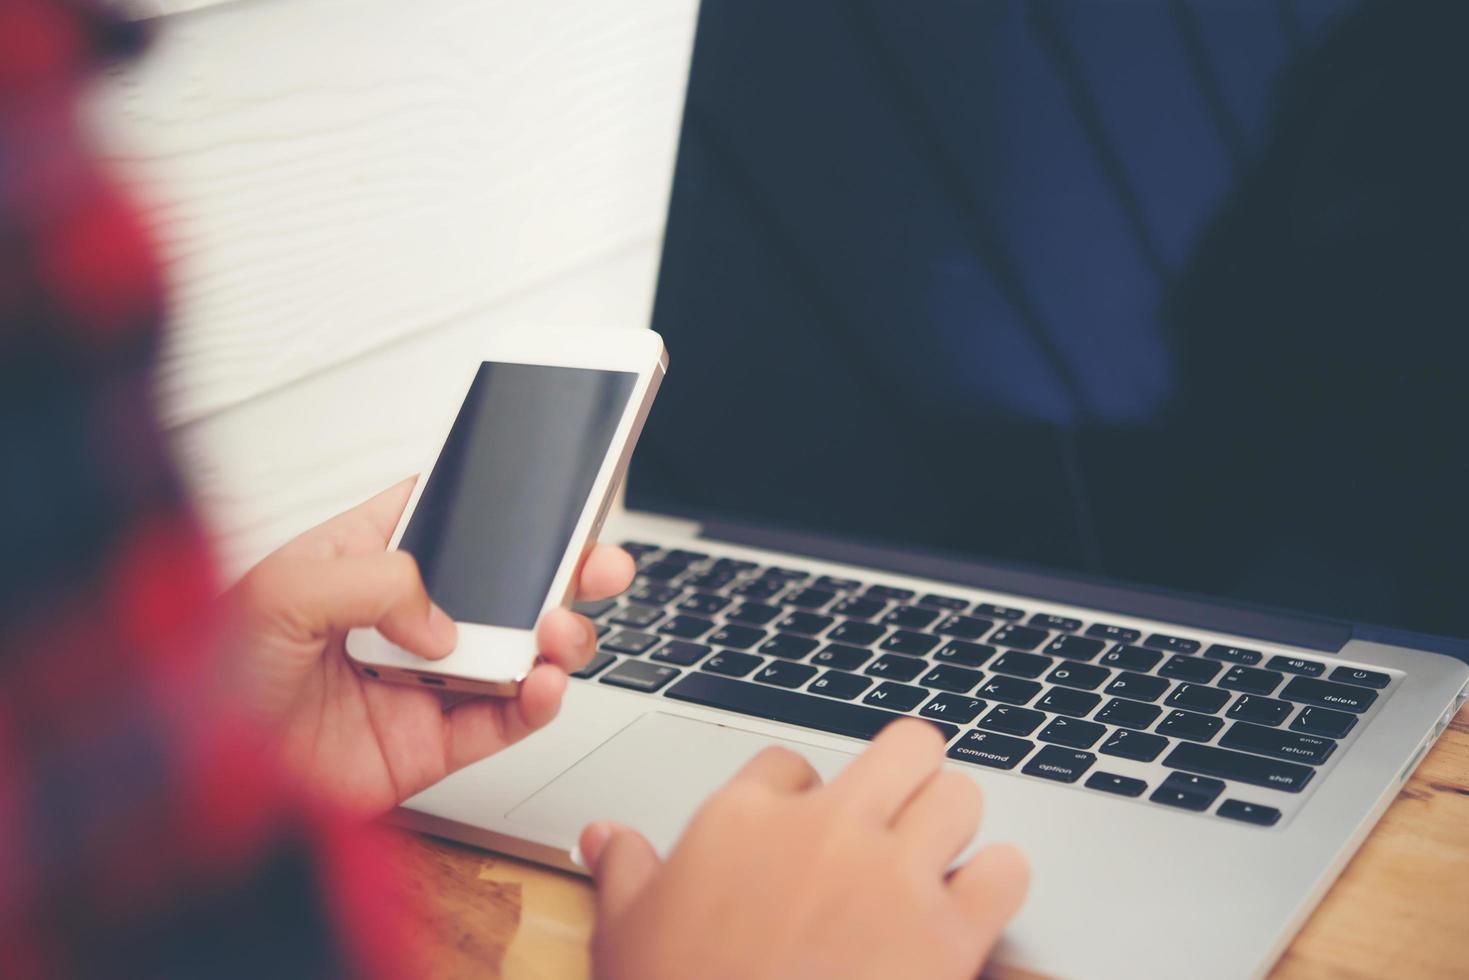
[630,0,1468,642]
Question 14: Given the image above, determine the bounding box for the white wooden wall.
[93,0,698,577]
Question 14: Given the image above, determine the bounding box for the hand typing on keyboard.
[578,720,1030,980]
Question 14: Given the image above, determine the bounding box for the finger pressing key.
[829,717,947,822]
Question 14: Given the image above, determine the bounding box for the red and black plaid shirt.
[1,2,410,975]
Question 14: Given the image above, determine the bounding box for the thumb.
[579,822,661,920]
[249,550,458,659]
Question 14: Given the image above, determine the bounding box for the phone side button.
[572,652,616,679]
[600,660,682,693]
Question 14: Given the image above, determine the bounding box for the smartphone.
[345,327,666,696]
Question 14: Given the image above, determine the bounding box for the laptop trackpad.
[505,712,857,854]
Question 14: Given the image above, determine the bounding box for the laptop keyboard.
[571,543,1396,828]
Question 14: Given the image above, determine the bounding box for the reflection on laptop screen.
[632,0,1468,641]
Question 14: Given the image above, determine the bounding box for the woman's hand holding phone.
[227,476,634,814]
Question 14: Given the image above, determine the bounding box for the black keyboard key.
[1085,771,1148,797]
[1044,635,1107,661]
[620,541,660,558]
[865,653,928,682]
[1096,697,1163,729]
[831,595,886,619]
[1221,722,1336,765]
[666,672,957,743]
[1036,687,1102,717]
[1159,655,1222,683]
[920,693,987,724]
[1150,771,1225,811]
[758,633,820,660]
[865,584,915,601]
[776,611,834,636]
[990,651,1053,679]
[611,604,665,628]
[1022,745,1096,783]
[1280,676,1378,713]
[784,587,837,610]
[596,623,611,638]
[1045,662,1111,691]
[702,651,762,678]
[755,660,819,689]
[1290,706,1358,739]
[863,681,929,712]
[935,614,994,640]
[658,614,716,640]
[603,630,659,655]
[651,641,711,667]
[727,602,782,625]
[707,624,767,650]
[975,602,1026,620]
[630,583,682,605]
[979,675,1044,705]
[919,664,985,694]
[1164,683,1231,714]
[809,670,873,701]
[711,557,757,573]
[1217,800,1282,827]
[1086,623,1142,643]
[572,651,616,678]
[663,549,708,565]
[678,592,730,615]
[573,597,618,618]
[1099,728,1169,762]
[1102,671,1170,703]
[1157,709,1224,742]
[934,640,997,667]
[1143,633,1201,654]
[683,570,735,591]
[812,644,872,671]
[1329,666,1391,690]
[1218,665,1284,696]
[814,575,862,591]
[828,621,886,646]
[1163,742,1314,792]
[761,566,809,581]
[1226,695,1292,726]
[919,593,969,610]
[1038,716,1106,749]
[731,579,783,600]
[979,704,1046,736]
[1099,644,1164,672]
[1268,656,1326,677]
[1203,644,1263,665]
[991,624,1049,651]
[600,659,681,693]
[639,560,686,582]
[880,630,940,657]
[947,730,1035,770]
[1030,613,1082,632]
[883,604,940,629]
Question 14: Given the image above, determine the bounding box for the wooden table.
[387,705,1469,980]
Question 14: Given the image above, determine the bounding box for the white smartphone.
[345,327,666,696]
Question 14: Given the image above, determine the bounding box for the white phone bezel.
[344,326,666,696]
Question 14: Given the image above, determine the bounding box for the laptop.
[398,2,1469,977]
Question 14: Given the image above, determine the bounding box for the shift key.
[1163,742,1314,793]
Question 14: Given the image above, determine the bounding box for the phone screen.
[398,361,638,629]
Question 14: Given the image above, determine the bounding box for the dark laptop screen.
[632,0,1468,641]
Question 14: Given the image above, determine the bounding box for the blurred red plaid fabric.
[0,2,412,976]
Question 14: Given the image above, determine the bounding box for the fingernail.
[568,843,587,869]
[428,603,458,650]
[580,821,613,867]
